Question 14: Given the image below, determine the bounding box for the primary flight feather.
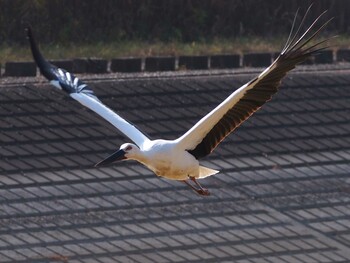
[27,7,331,195]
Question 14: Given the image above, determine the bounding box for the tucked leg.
[183,177,210,196]
[190,177,210,196]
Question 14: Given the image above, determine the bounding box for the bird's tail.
[198,166,219,179]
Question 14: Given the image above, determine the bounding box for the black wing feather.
[26,26,98,100]
[189,9,331,159]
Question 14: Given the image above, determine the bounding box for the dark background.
[0,0,346,45]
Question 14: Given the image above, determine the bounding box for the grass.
[0,35,344,65]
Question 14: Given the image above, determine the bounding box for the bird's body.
[126,139,218,180]
[27,7,331,195]
[138,139,199,180]
[70,89,219,181]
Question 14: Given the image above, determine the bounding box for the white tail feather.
[198,166,219,179]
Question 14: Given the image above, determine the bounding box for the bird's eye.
[125,145,132,151]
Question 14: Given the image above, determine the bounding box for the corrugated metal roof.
[1,68,350,262]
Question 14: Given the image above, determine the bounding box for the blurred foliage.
[0,0,345,45]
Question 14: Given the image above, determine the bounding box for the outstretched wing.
[26,27,150,148]
[177,7,332,159]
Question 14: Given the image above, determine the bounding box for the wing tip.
[26,27,97,97]
[26,26,58,81]
[279,6,332,62]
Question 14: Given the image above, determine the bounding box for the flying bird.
[27,8,331,196]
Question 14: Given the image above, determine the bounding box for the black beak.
[95,149,126,167]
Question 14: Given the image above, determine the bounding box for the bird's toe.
[198,188,210,196]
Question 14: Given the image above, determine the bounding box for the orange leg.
[183,177,210,196]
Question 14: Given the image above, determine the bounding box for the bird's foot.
[183,177,210,196]
[196,188,210,196]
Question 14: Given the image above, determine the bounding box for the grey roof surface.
[0,66,350,262]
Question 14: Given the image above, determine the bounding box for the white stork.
[27,8,331,195]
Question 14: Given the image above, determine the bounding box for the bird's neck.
[130,150,149,164]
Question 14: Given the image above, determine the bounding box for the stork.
[27,8,331,195]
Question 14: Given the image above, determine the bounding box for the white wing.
[177,9,331,159]
[27,27,150,148]
[69,91,150,147]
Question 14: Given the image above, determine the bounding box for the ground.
[0,64,350,262]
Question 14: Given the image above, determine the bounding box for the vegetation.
[0,0,345,64]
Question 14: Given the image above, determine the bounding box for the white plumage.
[27,8,330,195]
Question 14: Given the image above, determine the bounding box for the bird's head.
[95,143,140,167]
[118,143,140,159]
